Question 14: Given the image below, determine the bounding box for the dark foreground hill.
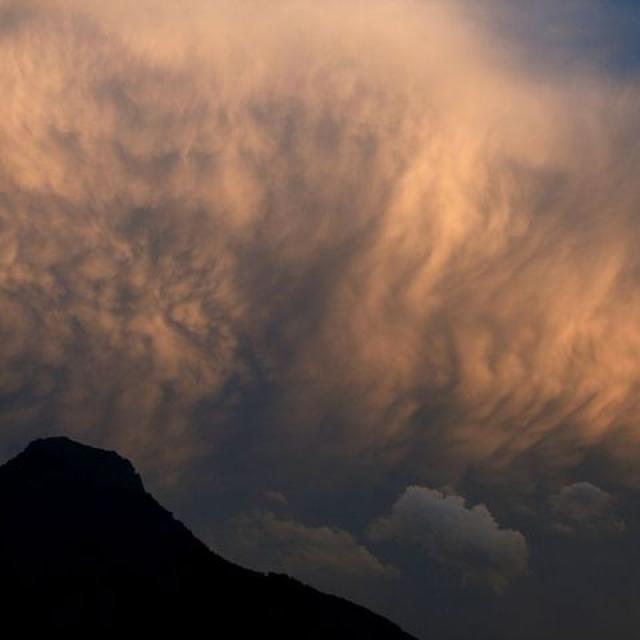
[0,437,415,638]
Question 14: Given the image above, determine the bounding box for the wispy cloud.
[0,0,639,493]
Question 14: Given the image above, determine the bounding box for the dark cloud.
[549,482,625,536]
[551,482,612,521]
[215,510,397,609]
[369,486,528,591]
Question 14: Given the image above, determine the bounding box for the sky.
[1,0,640,637]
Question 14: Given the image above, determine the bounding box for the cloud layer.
[1,0,640,491]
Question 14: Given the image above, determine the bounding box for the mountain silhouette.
[0,437,415,637]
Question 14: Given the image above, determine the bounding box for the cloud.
[216,510,396,594]
[0,0,638,494]
[264,490,288,507]
[369,486,528,591]
[549,482,625,535]
[551,482,613,521]
[2,2,640,637]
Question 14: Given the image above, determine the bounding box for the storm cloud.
[1,0,639,489]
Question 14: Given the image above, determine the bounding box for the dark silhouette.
[0,437,415,637]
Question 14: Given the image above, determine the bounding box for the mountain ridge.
[0,436,416,638]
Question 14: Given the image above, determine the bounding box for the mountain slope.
[0,437,415,638]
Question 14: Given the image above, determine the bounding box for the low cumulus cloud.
[369,486,528,591]
[0,0,639,494]
[550,482,625,535]
[552,482,613,521]
[216,510,396,595]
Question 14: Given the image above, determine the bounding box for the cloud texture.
[369,486,527,590]
[1,0,640,492]
[220,510,396,592]
[551,482,613,521]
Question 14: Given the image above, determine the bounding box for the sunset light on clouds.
[1,1,640,637]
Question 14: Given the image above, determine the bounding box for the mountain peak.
[6,435,145,494]
[0,437,416,638]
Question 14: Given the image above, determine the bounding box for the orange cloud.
[0,0,639,490]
